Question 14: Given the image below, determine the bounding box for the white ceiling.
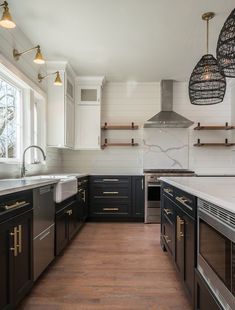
[9,0,235,82]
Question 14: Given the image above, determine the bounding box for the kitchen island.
[160,176,235,310]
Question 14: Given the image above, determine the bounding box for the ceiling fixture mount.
[13,45,45,64]
[38,71,62,86]
[217,8,235,78]
[189,12,226,105]
[0,1,15,29]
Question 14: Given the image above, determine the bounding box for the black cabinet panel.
[0,208,33,309]
[132,176,144,218]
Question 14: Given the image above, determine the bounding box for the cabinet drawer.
[162,195,175,223]
[162,215,174,255]
[174,188,196,219]
[162,184,174,199]
[90,203,130,216]
[92,186,130,199]
[91,176,131,185]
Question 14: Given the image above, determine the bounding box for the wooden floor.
[19,223,191,310]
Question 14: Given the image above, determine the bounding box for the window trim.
[0,54,47,164]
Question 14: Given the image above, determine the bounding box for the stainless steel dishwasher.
[33,184,55,280]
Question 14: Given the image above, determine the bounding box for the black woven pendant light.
[216,8,235,77]
[189,12,226,105]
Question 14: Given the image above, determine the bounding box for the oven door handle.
[147,184,161,187]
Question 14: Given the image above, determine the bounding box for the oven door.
[198,207,235,309]
[147,183,161,208]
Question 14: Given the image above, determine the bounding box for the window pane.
[0,78,21,159]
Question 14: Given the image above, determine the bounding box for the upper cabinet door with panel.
[47,62,76,149]
[78,85,101,105]
[75,105,101,150]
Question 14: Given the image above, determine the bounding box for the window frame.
[0,72,24,163]
[0,56,47,165]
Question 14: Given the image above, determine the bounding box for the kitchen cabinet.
[132,176,144,218]
[75,76,104,150]
[194,269,223,310]
[47,61,76,148]
[89,175,144,220]
[0,208,33,309]
[75,105,101,150]
[161,183,196,305]
[55,196,80,255]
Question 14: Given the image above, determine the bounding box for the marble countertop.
[0,178,59,197]
[160,176,235,214]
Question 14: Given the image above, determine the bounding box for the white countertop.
[0,179,59,196]
[160,176,235,214]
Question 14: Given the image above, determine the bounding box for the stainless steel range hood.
[144,80,194,128]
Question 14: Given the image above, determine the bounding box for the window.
[0,76,21,160]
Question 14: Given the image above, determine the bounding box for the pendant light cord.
[206,18,209,54]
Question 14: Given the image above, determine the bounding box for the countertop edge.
[160,177,235,214]
[0,179,59,197]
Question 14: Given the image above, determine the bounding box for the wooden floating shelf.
[101,122,139,130]
[194,139,235,147]
[101,138,139,149]
[194,122,235,131]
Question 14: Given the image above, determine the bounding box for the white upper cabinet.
[75,76,105,150]
[47,62,76,148]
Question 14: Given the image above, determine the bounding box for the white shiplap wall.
[62,81,235,174]
[0,27,62,178]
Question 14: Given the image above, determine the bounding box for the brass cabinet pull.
[175,196,193,211]
[177,216,184,241]
[103,208,119,211]
[164,208,172,216]
[82,190,86,203]
[164,234,171,243]
[103,191,119,195]
[3,201,29,210]
[66,209,73,216]
[10,227,18,257]
[102,179,119,182]
[16,225,22,254]
[163,188,173,197]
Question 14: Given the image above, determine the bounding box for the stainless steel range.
[144,169,195,223]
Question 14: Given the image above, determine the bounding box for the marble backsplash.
[143,128,189,170]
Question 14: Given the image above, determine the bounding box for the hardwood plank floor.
[19,223,191,310]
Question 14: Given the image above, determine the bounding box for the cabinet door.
[65,96,75,148]
[78,85,100,105]
[10,210,33,306]
[176,208,195,303]
[0,218,11,309]
[132,176,144,218]
[55,208,69,255]
[175,212,185,279]
[68,201,79,240]
[75,105,100,150]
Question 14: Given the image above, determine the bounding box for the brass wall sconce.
[13,45,45,64]
[38,71,62,86]
[0,1,16,28]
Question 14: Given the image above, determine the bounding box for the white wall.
[0,27,62,178]
[62,81,235,175]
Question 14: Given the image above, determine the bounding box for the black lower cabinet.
[55,196,82,256]
[194,270,223,310]
[161,183,196,306]
[0,209,33,309]
[89,175,144,220]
